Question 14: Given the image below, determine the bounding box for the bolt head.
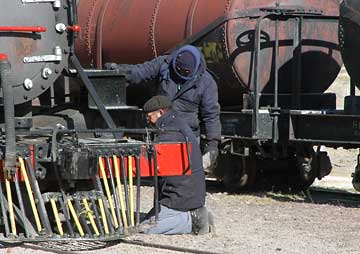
[24,78,33,90]
[42,68,52,79]
[55,23,66,33]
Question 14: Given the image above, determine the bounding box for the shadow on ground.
[205,180,360,208]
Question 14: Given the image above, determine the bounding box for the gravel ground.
[2,180,360,254]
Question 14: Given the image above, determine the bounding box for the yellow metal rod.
[98,157,119,228]
[113,155,128,228]
[50,199,63,236]
[128,156,134,227]
[19,157,42,233]
[67,199,84,237]
[5,177,16,235]
[82,198,100,236]
[98,198,109,235]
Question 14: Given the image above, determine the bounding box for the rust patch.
[8,37,37,68]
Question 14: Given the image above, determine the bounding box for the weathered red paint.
[139,143,192,177]
[0,143,192,182]
[99,143,192,178]
[76,0,229,67]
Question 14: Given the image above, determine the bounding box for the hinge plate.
[21,0,61,8]
[23,55,62,63]
[23,46,62,63]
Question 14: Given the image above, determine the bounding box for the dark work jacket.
[128,54,221,147]
[154,110,205,211]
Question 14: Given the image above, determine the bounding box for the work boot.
[190,206,210,235]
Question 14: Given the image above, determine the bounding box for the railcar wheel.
[287,152,318,191]
[256,150,318,192]
[352,160,360,192]
[297,156,317,186]
[220,154,257,193]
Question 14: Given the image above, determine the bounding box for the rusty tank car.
[76,0,342,106]
[0,0,359,244]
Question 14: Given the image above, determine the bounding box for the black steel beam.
[290,113,360,145]
[70,55,120,139]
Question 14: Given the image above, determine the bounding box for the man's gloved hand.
[202,142,219,174]
[104,62,119,70]
[104,63,132,79]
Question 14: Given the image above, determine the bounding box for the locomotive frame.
[0,0,193,242]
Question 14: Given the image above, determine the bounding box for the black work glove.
[104,62,119,70]
[202,141,219,173]
[104,63,132,79]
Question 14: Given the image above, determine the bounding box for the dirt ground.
[4,180,360,254]
[2,69,360,254]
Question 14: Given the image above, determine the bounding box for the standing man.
[141,95,212,235]
[105,45,221,172]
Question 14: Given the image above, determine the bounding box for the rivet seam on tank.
[21,0,61,8]
[221,0,231,58]
[220,0,231,58]
[149,0,162,58]
[85,0,98,65]
[224,0,244,86]
[225,0,231,13]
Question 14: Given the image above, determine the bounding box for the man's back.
[107,45,221,145]
[155,110,205,211]
[141,95,212,235]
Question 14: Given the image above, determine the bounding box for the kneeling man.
[141,95,212,235]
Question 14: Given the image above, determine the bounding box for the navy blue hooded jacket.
[154,109,206,211]
[126,46,221,149]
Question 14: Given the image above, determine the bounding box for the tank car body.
[76,0,342,106]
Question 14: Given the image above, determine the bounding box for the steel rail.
[4,237,222,254]
[120,239,223,254]
[307,187,360,205]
